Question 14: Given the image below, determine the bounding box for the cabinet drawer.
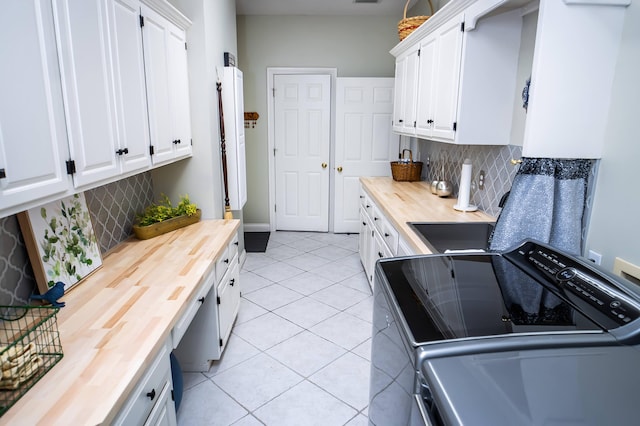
[380,219,399,256]
[217,258,240,353]
[215,245,231,284]
[172,265,216,349]
[228,233,239,264]
[114,339,172,426]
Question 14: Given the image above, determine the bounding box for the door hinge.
[139,15,144,27]
[453,122,457,131]
[219,338,223,347]
[274,204,277,212]
[460,21,465,32]
[272,88,275,97]
[273,147,276,156]
[66,160,76,175]
[0,168,5,179]
[417,48,421,57]
[216,296,221,305]
[171,390,175,401]
[149,145,154,155]
[413,121,416,128]
[191,138,193,146]
[185,42,187,50]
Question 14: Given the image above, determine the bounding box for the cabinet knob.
[173,139,182,145]
[374,217,379,221]
[384,233,390,237]
[146,389,156,401]
[336,166,343,173]
[234,241,239,246]
[198,297,205,303]
[224,258,229,264]
[230,279,235,287]
[378,252,384,258]
[398,119,404,123]
[362,222,366,226]
[427,119,433,124]
[0,168,5,179]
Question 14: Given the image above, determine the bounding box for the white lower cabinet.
[359,186,399,289]
[173,234,241,371]
[114,338,176,426]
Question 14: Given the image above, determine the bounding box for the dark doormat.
[244,232,270,253]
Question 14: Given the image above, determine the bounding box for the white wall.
[237,15,399,226]
[585,1,640,272]
[152,0,237,220]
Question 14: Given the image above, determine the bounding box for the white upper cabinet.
[222,67,247,211]
[393,0,629,156]
[54,0,153,188]
[54,0,121,188]
[392,45,420,134]
[109,0,153,174]
[0,0,70,213]
[521,0,628,158]
[415,14,465,141]
[142,5,192,166]
[392,6,522,145]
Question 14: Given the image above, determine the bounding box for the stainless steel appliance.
[369,239,640,425]
[420,345,640,425]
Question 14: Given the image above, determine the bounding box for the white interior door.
[334,78,395,233]
[274,74,331,231]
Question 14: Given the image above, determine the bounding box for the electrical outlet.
[478,170,486,190]
[588,250,602,265]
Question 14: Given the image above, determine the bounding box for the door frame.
[267,67,337,232]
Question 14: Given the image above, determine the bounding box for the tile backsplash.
[415,140,522,218]
[0,173,154,306]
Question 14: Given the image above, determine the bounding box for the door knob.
[337,166,343,173]
[321,163,327,169]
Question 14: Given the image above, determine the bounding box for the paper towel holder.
[453,158,478,212]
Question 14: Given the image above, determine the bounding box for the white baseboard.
[243,223,270,232]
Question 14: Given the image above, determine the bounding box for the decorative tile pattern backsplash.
[0,173,154,305]
[85,173,154,254]
[417,140,523,218]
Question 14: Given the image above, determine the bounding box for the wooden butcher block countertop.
[1,219,239,425]
[360,177,495,254]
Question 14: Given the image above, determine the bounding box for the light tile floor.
[177,231,372,426]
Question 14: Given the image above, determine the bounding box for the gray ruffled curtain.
[489,158,594,255]
[489,158,594,323]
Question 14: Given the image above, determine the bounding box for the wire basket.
[398,0,434,41]
[390,149,423,182]
[0,306,63,416]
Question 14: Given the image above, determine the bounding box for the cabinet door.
[392,48,419,135]
[400,48,420,135]
[392,58,406,132]
[167,24,192,159]
[0,0,70,211]
[142,6,173,165]
[415,34,437,138]
[223,67,247,210]
[431,15,464,141]
[54,0,120,187]
[142,5,191,166]
[109,0,152,174]
[217,259,240,353]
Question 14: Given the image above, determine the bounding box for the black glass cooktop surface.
[377,241,640,345]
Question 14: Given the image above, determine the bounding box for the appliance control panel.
[506,241,640,327]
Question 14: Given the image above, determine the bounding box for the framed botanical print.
[18,193,102,294]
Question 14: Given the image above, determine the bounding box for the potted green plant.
[132,194,201,240]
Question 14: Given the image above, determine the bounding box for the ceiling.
[235,0,419,16]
